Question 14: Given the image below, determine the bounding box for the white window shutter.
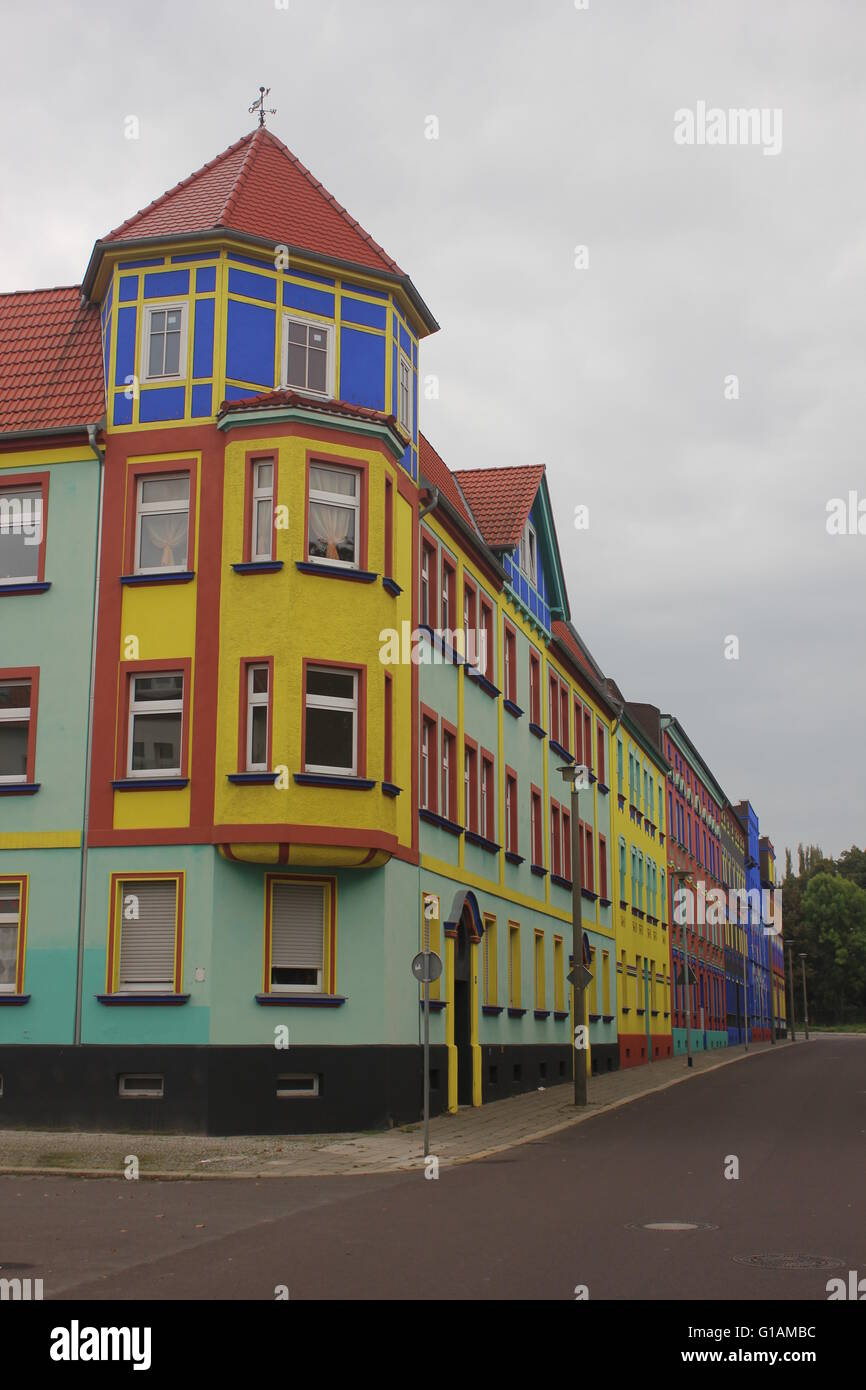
[119,880,177,990]
[271,883,324,970]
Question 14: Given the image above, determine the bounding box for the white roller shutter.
[118,880,177,991]
[271,882,324,971]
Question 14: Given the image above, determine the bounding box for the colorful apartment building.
[721,801,749,1044]
[1,124,784,1133]
[603,686,673,1067]
[733,800,773,1042]
[760,834,786,1038]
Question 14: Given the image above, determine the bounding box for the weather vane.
[249,86,276,129]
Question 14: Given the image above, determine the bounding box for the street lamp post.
[787,942,797,1041]
[561,764,588,1107]
[799,953,810,1041]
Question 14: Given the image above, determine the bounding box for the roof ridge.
[218,126,266,227]
[259,128,403,275]
[106,130,257,242]
[453,463,545,478]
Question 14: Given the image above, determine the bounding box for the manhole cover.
[628,1221,717,1232]
[733,1254,843,1271]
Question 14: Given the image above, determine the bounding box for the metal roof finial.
[249,86,276,129]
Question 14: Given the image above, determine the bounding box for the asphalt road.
[2,1037,864,1300]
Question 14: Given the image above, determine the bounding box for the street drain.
[629,1221,717,1232]
[733,1254,843,1271]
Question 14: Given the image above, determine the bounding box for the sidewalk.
[0,1040,787,1180]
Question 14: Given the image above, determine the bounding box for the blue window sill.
[553,1010,569,1021]
[482,1004,504,1016]
[112,778,188,791]
[0,783,40,796]
[255,994,346,1007]
[530,864,548,877]
[294,773,375,789]
[295,561,377,583]
[534,1009,550,1020]
[549,739,572,763]
[0,581,51,595]
[97,993,190,1005]
[582,888,599,903]
[419,998,447,1012]
[227,772,279,785]
[599,897,612,908]
[589,1013,601,1023]
[0,993,30,1005]
[382,575,402,596]
[504,850,524,866]
[120,571,195,586]
[503,699,523,719]
[419,807,462,836]
[382,781,402,797]
[465,668,500,699]
[464,828,500,854]
[507,1007,526,1018]
[597,781,609,795]
[603,1013,615,1023]
[529,722,547,740]
[232,561,283,574]
[551,873,573,891]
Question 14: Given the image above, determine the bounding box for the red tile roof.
[418,434,480,535]
[219,387,401,431]
[551,619,602,684]
[104,128,403,276]
[452,464,545,549]
[0,287,104,436]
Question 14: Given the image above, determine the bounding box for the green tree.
[801,872,866,1022]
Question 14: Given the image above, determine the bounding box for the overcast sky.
[2,0,863,864]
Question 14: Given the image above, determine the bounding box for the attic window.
[281,314,333,398]
[518,521,537,586]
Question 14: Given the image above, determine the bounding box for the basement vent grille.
[276,1074,320,1099]
[118,1074,165,1099]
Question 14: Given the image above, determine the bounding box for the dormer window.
[281,314,333,398]
[142,304,188,382]
[518,520,537,586]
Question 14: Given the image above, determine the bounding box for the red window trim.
[529,650,541,724]
[420,703,439,813]
[123,457,198,577]
[583,708,593,774]
[242,450,278,564]
[0,472,50,585]
[441,718,458,821]
[530,782,543,865]
[106,869,185,996]
[384,671,393,783]
[463,575,477,638]
[503,620,517,703]
[581,822,594,892]
[263,871,336,996]
[441,556,456,634]
[0,666,39,785]
[598,834,608,898]
[115,658,192,782]
[479,596,494,680]
[0,872,28,992]
[562,807,571,879]
[384,475,394,579]
[237,656,274,772]
[596,725,605,784]
[548,672,559,744]
[505,765,518,853]
[480,746,495,841]
[559,683,570,754]
[464,734,479,832]
[300,657,367,778]
[573,696,583,763]
[420,529,438,628]
[550,800,562,876]
[303,451,369,571]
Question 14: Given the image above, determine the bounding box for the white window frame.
[134,472,191,576]
[0,882,21,993]
[251,459,274,563]
[519,521,538,586]
[421,719,430,809]
[398,349,413,435]
[0,680,31,785]
[307,463,360,570]
[442,733,451,821]
[0,487,42,585]
[304,666,358,776]
[127,672,184,779]
[269,880,326,995]
[246,664,270,772]
[116,878,179,994]
[140,302,189,384]
[505,777,513,853]
[280,312,335,399]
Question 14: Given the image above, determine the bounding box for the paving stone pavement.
[0,1040,788,1179]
